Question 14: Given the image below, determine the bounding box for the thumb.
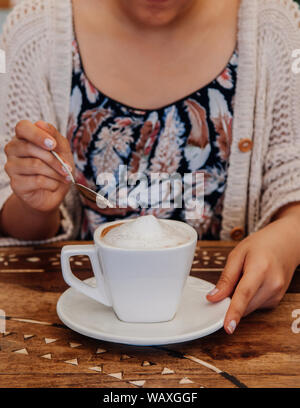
[206,246,246,302]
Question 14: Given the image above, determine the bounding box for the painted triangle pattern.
[23,334,35,340]
[44,338,57,344]
[162,367,175,375]
[179,377,194,384]
[89,366,102,373]
[14,348,28,355]
[141,360,155,366]
[129,380,146,387]
[108,372,123,380]
[96,348,107,354]
[69,342,81,348]
[41,354,52,360]
[64,358,78,366]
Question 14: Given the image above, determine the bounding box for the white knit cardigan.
[1,0,300,246]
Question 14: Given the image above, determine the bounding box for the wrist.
[20,196,60,219]
[272,214,300,267]
[18,196,61,238]
[0,194,61,240]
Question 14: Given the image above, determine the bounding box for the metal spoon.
[51,151,114,209]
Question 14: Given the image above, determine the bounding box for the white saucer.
[57,277,230,346]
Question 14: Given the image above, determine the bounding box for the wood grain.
[0,241,299,388]
[0,0,10,8]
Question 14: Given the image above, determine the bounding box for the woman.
[1,0,300,334]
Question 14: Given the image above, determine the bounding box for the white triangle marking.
[41,354,52,360]
[108,372,123,380]
[65,358,78,366]
[69,342,81,348]
[162,367,175,375]
[23,334,34,340]
[89,366,102,373]
[14,348,28,355]
[129,380,145,387]
[44,338,57,344]
[179,377,194,384]
[96,348,106,354]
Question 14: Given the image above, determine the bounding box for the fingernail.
[66,175,72,182]
[44,138,55,149]
[227,320,237,334]
[208,287,219,296]
[61,165,69,174]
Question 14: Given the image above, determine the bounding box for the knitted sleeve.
[0,0,75,246]
[255,0,300,230]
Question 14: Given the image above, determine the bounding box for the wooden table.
[0,241,299,388]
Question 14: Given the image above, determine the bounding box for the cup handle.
[61,245,112,307]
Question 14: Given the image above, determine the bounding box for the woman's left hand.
[206,205,300,334]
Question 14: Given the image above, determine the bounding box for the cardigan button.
[230,227,245,241]
[238,138,253,153]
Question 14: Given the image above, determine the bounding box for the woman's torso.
[67,32,238,240]
[67,0,240,240]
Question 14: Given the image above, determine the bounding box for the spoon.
[51,151,114,209]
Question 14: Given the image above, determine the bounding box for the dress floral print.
[67,36,238,240]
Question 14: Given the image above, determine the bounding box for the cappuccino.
[101,215,191,249]
[61,216,197,322]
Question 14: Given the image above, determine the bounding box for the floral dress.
[67,36,238,240]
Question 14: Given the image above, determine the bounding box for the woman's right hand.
[4,120,74,214]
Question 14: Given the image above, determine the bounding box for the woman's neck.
[75,0,229,40]
[109,0,206,31]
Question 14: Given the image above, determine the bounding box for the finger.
[5,139,72,178]
[206,246,246,302]
[257,296,282,310]
[223,269,264,334]
[5,157,71,185]
[11,174,60,194]
[15,120,57,151]
[244,284,282,316]
[35,121,71,156]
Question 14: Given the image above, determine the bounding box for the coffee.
[101,222,124,238]
[61,217,197,322]
[101,215,192,249]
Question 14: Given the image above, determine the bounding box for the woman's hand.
[207,205,300,334]
[4,120,74,213]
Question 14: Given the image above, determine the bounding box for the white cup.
[61,219,197,323]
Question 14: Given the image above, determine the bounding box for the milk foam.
[102,215,191,249]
